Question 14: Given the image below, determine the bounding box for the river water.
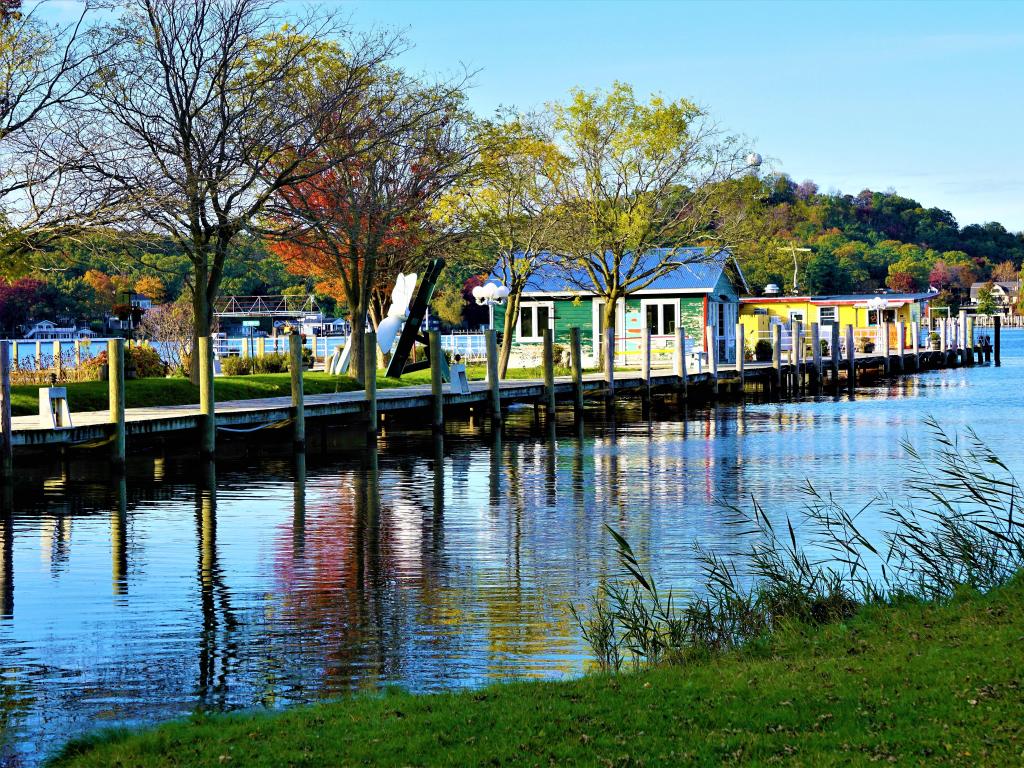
[2,331,1022,765]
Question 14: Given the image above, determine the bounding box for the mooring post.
[362,330,376,439]
[896,321,905,372]
[430,331,444,431]
[911,321,920,370]
[604,327,615,402]
[958,310,969,366]
[485,329,502,423]
[35,341,41,370]
[108,338,126,470]
[994,315,1002,367]
[772,323,783,393]
[810,322,821,388]
[879,322,890,374]
[845,324,856,391]
[830,322,840,385]
[542,326,556,417]
[640,327,651,406]
[198,335,215,459]
[0,341,12,482]
[705,325,718,395]
[735,322,745,390]
[966,316,976,366]
[257,337,266,359]
[569,326,584,414]
[674,327,688,400]
[793,320,803,390]
[74,340,82,369]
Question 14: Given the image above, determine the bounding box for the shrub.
[221,356,252,376]
[80,345,167,379]
[753,339,772,361]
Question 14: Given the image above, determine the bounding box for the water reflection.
[1,334,1023,765]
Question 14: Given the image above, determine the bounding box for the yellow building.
[739,291,937,353]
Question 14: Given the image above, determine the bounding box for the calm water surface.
[2,332,1023,765]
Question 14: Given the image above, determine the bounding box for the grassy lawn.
[51,576,1024,766]
[9,365,579,417]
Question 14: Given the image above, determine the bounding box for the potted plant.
[754,339,773,362]
[859,337,875,354]
[819,339,829,357]
[928,331,940,350]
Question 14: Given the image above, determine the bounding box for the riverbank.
[9,365,573,417]
[52,575,1024,766]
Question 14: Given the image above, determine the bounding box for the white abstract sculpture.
[376,272,418,353]
[472,281,509,306]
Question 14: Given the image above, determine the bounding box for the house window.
[819,307,837,325]
[642,300,678,336]
[517,302,552,342]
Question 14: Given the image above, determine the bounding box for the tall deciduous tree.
[439,112,562,375]
[0,2,112,269]
[74,0,400,382]
[268,71,474,383]
[546,83,751,367]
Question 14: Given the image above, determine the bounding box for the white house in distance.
[970,280,1020,318]
[23,320,97,340]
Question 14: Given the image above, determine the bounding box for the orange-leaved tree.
[268,72,474,384]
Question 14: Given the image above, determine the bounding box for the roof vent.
[764,283,781,295]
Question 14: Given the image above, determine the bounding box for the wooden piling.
[108,338,126,469]
[430,331,444,431]
[363,330,376,439]
[830,323,840,384]
[640,328,651,404]
[911,321,920,370]
[0,341,11,481]
[52,340,62,380]
[35,341,41,369]
[198,335,215,459]
[542,326,556,417]
[74,340,81,368]
[896,321,905,371]
[793,320,803,390]
[994,315,1001,366]
[485,329,502,422]
[735,322,745,388]
[959,310,969,366]
[257,337,266,358]
[570,326,584,414]
[772,323,783,393]
[604,327,615,400]
[810,322,821,388]
[966,316,975,366]
[674,327,688,400]
[845,324,855,391]
[881,322,891,375]
[705,325,718,395]
[939,319,947,355]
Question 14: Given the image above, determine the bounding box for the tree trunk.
[190,282,212,386]
[349,307,367,386]
[498,292,520,378]
[603,296,618,375]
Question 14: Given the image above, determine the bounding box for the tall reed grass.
[573,418,1024,671]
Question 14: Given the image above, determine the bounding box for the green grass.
[10,364,579,418]
[51,576,1024,767]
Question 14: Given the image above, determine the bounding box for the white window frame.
[640,299,679,338]
[818,307,837,325]
[592,298,626,352]
[516,301,554,342]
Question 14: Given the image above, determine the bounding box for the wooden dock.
[5,347,981,450]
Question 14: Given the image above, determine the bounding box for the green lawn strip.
[9,365,584,417]
[52,578,1024,766]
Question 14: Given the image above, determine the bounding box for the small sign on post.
[449,355,471,395]
[40,387,73,429]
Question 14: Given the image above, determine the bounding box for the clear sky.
[340,0,1024,231]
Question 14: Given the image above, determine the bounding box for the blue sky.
[341,0,1024,231]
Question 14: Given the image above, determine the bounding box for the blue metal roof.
[502,247,736,295]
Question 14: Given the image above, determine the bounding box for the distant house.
[490,248,747,366]
[739,291,937,352]
[23,320,96,340]
[970,281,1019,316]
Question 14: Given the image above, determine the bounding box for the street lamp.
[472,282,509,306]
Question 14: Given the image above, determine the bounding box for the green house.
[491,248,747,367]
